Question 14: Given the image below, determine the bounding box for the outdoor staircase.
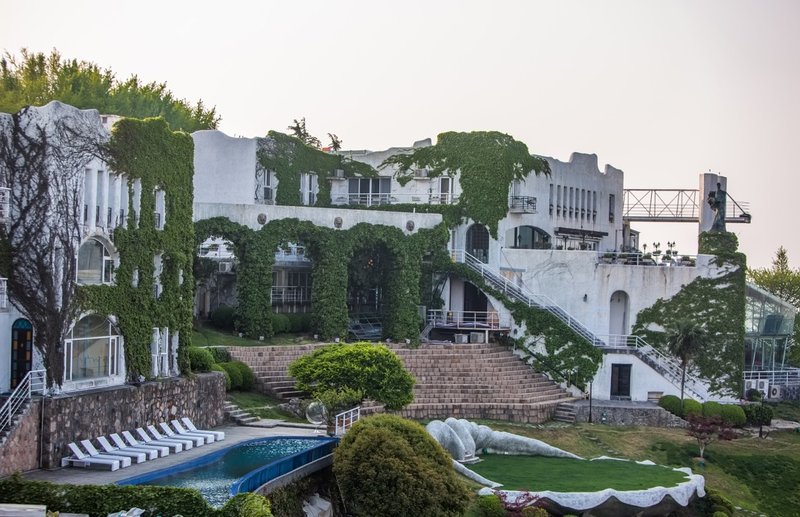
[0,370,45,449]
[223,400,259,425]
[228,344,326,400]
[553,401,578,424]
[450,250,707,401]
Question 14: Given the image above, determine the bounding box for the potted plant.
[602,252,615,263]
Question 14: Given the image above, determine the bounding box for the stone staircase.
[223,399,259,425]
[0,398,29,448]
[553,401,578,423]
[230,342,572,425]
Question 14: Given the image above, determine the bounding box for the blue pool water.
[119,437,336,508]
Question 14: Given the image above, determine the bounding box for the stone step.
[238,416,261,424]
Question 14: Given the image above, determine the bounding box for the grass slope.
[192,325,316,347]
[227,391,306,423]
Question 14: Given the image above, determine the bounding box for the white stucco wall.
[193,202,443,233]
[593,353,683,401]
[192,131,257,206]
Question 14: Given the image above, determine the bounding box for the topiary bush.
[333,414,470,516]
[232,361,256,391]
[211,363,232,391]
[658,395,682,416]
[703,401,723,419]
[720,404,746,427]
[746,387,762,402]
[218,492,273,517]
[220,361,244,390]
[472,494,506,517]
[286,313,313,333]
[270,313,290,334]
[211,305,237,331]
[188,347,215,372]
[744,404,773,426]
[683,399,703,417]
[208,346,232,363]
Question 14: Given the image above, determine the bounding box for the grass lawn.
[460,421,800,517]
[468,455,689,492]
[192,325,317,348]
[227,390,307,423]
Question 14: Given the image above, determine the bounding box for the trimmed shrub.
[208,346,232,363]
[188,347,215,372]
[473,494,505,517]
[211,363,232,391]
[521,508,549,517]
[219,492,273,517]
[658,394,682,416]
[744,404,773,426]
[683,399,703,417]
[746,387,762,402]
[702,401,723,419]
[270,313,290,334]
[232,361,256,391]
[220,361,244,390]
[720,404,746,427]
[334,415,470,516]
[287,313,313,333]
[211,304,237,331]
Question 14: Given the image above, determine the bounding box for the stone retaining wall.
[39,372,225,469]
[0,400,42,476]
[574,404,686,427]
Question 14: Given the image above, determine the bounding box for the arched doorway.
[609,290,630,336]
[466,224,490,262]
[10,319,33,389]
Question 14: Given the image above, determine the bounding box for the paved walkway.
[23,424,321,486]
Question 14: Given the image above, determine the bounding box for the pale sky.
[2,0,798,267]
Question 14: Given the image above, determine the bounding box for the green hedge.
[269,313,290,334]
[472,494,506,517]
[720,405,746,427]
[232,361,256,391]
[220,361,244,390]
[211,363,232,391]
[658,395,682,416]
[702,401,723,419]
[189,347,215,372]
[683,399,703,417]
[208,347,232,363]
[286,313,313,333]
[211,305,237,331]
[743,404,773,426]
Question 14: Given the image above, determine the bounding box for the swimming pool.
[118,436,337,507]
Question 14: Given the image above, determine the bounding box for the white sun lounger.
[168,420,217,444]
[133,428,188,452]
[145,425,196,450]
[98,435,157,461]
[81,440,138,466]
[61,442,121,470]
[111,432,169,458]
[158,422,210,446]
[181,417,225,441]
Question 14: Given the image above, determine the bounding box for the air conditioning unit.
[332,169,346,179]
[414,168,430,178]
[218,261,233,273]
[768,384,783,400]
[469,332,485,344]
[756,379,770,399]
[454,333,468,344]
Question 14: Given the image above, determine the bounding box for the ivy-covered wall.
[195,217,449,342]
[80,118,196,379]
[632,232,746,396]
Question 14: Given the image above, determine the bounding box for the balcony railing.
[509,196,537,213]
[427,309,511,330]
[596,251,698,267]
[274,245,310,263]
[271,286,312,304]
[332,192,460,207]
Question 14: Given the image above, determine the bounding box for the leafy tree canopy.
[0,48,219,131]
[288,342,415,410]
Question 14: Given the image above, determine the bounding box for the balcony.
[275,245,310,264]
[332,192,460,207]
[271,286,311,304]
[509,196,537,214]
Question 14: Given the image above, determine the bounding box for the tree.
[333,415,470,516]
[749,247,800,366]
[286,117,320,148]
[686,414,735,459]
[327,133,342,152]
[288,342,415,410]
[0,49,219,131]
[666,319,706,413]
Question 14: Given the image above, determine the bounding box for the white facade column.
[120,176,129,228]
[151,327,160,377]
[99,169,109,229]
[133,179,142,228]
[170,331,180,376]
[87,166,98,231]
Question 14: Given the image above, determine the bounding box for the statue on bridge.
[707,182,727,232]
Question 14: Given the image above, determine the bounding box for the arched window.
[64,314,121,382]
[466,224,490,262]
[506,226,551,250]
[77,238,114,285]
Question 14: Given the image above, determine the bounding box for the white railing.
[335,406,361,436]
[450,249,708,401]
[427,310,511,330]
[0,278,7,310]
[331,192,460,207]
[0,369,46,440]
[744,368,800,387]
[274,245,310,263]
[596,251,698,267]
[271,286,312,304]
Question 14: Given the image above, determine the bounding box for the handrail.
[335,406,361,436]
[0,369,46,439]
[450,249,708,401]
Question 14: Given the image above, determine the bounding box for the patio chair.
[158,422,211,446]
[146,425,197,449]
[61,442,121,471]
[81,439,140,465]
[133,427,189,452]
[180,417,225,441]
[98,435,157,461]
[111,432,169,458]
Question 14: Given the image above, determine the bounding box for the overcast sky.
[2,0,797,267]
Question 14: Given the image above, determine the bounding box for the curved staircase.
[229,342,572,425]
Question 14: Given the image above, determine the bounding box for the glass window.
[77,239,114,285]
[65,314,120,382]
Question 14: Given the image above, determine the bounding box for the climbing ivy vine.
[257,131,376,206]
[632,232,746,396]
[80,118,196,380]
[381,131,551,237]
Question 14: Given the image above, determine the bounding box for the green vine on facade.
[80,118,196,380]
[381,131,551,237]
[257,131,376,207]
[632,231,746,396]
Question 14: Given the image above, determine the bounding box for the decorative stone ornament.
[406,220,415,231]
[257,213,267,225]
[334,216,343,229]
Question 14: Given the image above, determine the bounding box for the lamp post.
[588,381,593,423]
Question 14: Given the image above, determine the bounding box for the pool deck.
[22,423,322,486]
